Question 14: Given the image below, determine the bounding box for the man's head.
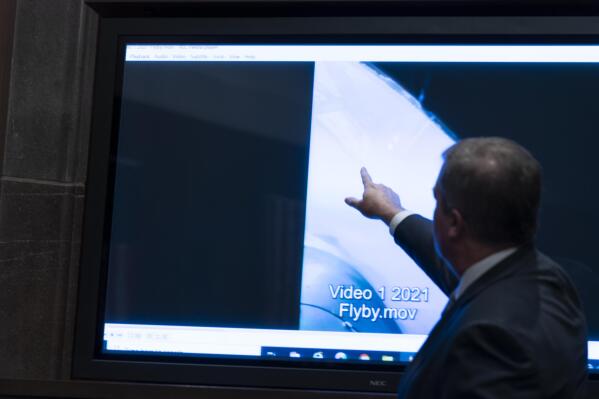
[432,137,542,270]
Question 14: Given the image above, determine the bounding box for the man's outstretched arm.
[393,214,458,296]
[345,167,458,296]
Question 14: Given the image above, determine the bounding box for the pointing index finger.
[360,167,374,188]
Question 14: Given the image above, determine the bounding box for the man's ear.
[448,208,465,239]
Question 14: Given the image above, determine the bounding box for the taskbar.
[262,346,415,364]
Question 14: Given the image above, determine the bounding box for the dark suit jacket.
[394,214,588,399]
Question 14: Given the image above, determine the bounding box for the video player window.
[102,44,599,370]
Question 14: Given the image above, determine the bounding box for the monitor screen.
[100,44,599,373]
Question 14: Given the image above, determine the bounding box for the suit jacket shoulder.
[394,216,588,399]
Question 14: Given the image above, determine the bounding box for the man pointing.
[346,137,587,398]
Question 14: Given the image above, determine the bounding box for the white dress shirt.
[453,247,517,299]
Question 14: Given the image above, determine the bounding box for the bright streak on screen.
[103,323,428,355]
[103,323,599,360]
[590,342,599,359]
[125,45,599,63]
[299,62,453,335]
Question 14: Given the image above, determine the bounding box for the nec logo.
[369,379,388,387]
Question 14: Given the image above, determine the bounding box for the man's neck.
[450,241,516,277]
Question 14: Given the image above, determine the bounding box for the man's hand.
[345,167,405,225]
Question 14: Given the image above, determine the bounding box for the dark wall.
[0,0,97,381]
[0,0,16,169]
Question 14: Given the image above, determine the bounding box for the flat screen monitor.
[74,8,599,394]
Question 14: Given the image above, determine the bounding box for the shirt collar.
[454,247,518,300]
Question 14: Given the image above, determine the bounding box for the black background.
[104,61,315,329]
[376,61,599,337]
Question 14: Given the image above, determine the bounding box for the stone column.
[0,0,97,380]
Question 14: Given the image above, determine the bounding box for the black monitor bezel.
[73,8,599,393]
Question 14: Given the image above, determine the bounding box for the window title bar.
[125,45,599,63]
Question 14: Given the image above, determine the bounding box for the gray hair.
[437,137,542,246]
